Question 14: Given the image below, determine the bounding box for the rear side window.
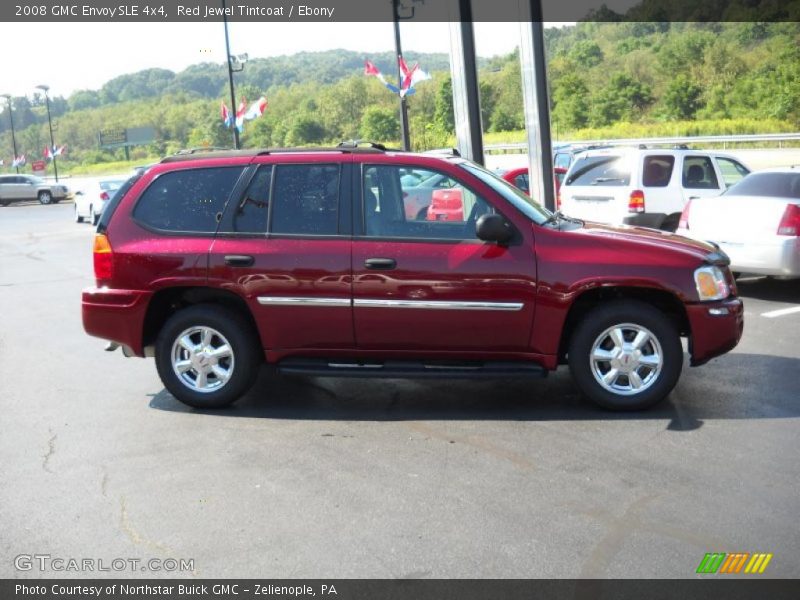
[134,167,243,233]
[642,156,675,187]
[270,164,340,235]
[682,156,720,189]
[554,152,572,169]
[726,172,800,199]
[566,156,631,186]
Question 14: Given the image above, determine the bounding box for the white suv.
[559,147,750,231]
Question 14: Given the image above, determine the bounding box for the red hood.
[573,221,718,264]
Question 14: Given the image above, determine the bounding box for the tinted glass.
[682,156,720,189]
[716,157,750,188]
[364,165,493,240]
[133,167,243,233]
[725,172,800,199]
[566,155,631,186]
[100,180,124,192]
[514,173,529,192]
[270,164,339,235]
[232,166,272,233]
[97,171,144,233]
[642,155,675,187]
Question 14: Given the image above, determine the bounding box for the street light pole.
[222,0,240,150]
[392,0,410,151]
[36,85,58,182]
[1,94,19,174]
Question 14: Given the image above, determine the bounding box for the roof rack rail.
[423,148,461,157]
[172,147,233,155]
[337,140,390,152]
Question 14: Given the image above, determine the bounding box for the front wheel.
[155,305,261,409]
[38,191,52,205]
[568,300,683,410]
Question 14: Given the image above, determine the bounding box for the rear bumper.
[622,213,667,229]
[717,238,800,277]
[686,297,744,366]
[82,287,152,357]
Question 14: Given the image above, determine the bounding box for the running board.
[276,358,548,379]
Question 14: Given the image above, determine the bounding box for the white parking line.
[761,306,800,318]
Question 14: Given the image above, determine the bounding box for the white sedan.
[74,179,125,225]
[676,168,800,277]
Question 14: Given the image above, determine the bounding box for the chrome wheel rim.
[40,192,51,204]
[171,326,235,394]
[590,323,663,396]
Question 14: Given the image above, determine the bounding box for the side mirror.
[476,214,513,244]
[75,191,84,196]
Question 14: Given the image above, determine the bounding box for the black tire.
[38,191,52,205]
[568,300,683,410]
[74,204,84,223]
[155,304,261,409]
[661,214,680,232]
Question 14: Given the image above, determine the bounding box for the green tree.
[359,106,400,142]
[662,74,703,120]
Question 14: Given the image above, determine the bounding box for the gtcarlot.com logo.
[14,554,194,573]
[696,552,773,574]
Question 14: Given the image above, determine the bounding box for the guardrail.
[484,133,800,154]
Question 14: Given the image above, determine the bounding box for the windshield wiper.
[542,210,583,229]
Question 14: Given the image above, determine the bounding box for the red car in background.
[500,166,568,205]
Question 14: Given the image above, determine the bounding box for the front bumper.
[82,287,152,357]
[685,297,744,366]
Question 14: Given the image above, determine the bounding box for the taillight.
[678,200,692,230]
[628,190,645,213]
[93,233,113,282]
[99,191,109,201]
[777,204,800,236]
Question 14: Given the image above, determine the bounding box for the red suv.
[82,144,743,411]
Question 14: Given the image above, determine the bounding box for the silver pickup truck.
[0,174,69,205]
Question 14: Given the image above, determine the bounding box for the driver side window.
[363,165,493,241]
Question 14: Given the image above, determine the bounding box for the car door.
[208,157,355,352]
[351,161,537,352]
[5,176,28,200]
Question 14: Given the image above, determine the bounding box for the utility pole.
[36,85,59,182]
[222,0,240,149]
[1,94,19,173]
[392,0,410,151]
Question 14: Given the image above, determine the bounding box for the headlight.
[694,265,729,301]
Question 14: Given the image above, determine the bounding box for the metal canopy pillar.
[519,2,555,210]
[448,0,483,164]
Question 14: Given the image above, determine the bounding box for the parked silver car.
[677,168,800,277]
[0,174,69,205]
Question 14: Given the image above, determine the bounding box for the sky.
[0,22,571,99]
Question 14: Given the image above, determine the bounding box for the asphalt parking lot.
[1,201,798,579]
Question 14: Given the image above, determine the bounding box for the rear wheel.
[155,304,261,409]
[568,300,682,410]
[74,204,84,223]
[38,191,52,205]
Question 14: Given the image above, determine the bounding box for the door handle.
[224,254,255,267]
[364,258,397,270]
[688,196,700,200]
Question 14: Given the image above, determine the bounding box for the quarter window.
[270,164,340,235]
[133,167,243,233]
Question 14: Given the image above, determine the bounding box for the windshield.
[459,161,552,225]
[565,155,631,186]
